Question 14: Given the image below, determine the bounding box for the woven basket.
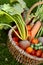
[7,1,43,65]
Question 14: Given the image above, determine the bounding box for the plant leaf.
[10,0,26,9]
[35,5,43,21]
[10,0,17,3]
[0,4,20,15]
[0,10,27,40]
[13,14,27,40]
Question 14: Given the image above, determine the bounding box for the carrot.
[26,47,33,54]
[26,25,32,31]
[31,38,39,44]
[28,31,31,37]
[31,21,41,38]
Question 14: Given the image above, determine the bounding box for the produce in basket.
[11,1,43,58]
[0,1,43,65]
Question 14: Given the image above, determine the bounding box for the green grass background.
[0,0,43,65]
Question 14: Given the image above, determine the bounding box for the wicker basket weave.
[7,1,43,65]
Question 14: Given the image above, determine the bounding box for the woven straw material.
[7,26,43,65]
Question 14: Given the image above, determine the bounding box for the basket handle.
[25,1,43,23]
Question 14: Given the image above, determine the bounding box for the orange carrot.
[31,21,41,38]
[28,31,32,37]
[26,25,32,31]
[26,47,33,54]
[31,38,39,44]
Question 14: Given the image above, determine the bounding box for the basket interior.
[8,26,43,61]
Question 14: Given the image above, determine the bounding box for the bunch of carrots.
[26,21,41,43]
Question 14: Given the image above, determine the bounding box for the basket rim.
[8,26,43,61]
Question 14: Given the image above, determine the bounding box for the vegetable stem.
[0,23,22,40]
[0,10,28,40]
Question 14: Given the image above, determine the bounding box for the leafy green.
[13,3,24,14]
[0,2,28,15]
[10,0,27,14]
[0,4,24,29]
[35,5,43,21]
[0,0,27,33]
[0,10,27,40]
[0,0,43,65]
[10,0,26,9]
[10,0,17,3]
[17,0,26,8]
[28,1,43,24]
[0,4,20,15]
[0,1,28,40]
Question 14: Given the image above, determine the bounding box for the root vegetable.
[28,31,31,37]
[26,25,32,31]
[19,40,30,50]
[31,21,41,38]
[38,37,43,43]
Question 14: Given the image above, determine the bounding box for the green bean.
[35,42,42,47]
[31,44,35,48]
[31,42,42,50]
[39,46,43,50]
[35,46,39,50]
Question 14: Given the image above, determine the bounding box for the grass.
[0,29,23,65]
[0,0,43,65]
[0,43,23,65]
